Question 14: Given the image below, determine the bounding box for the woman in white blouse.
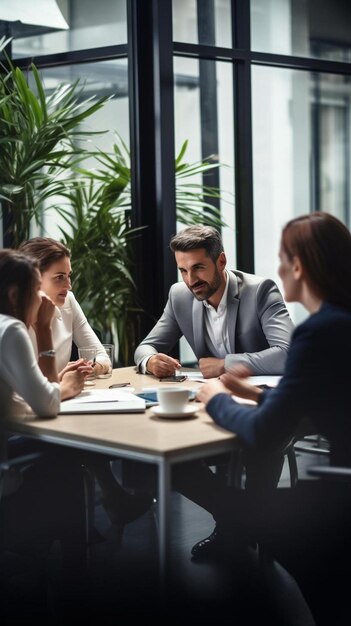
[0,249,86,417]
[0,249,87,582]
[18,238,110,379]
[18,237,152,526]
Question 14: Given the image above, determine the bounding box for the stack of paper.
[59,388,145,414]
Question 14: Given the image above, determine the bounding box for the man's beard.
[189,267,222,302]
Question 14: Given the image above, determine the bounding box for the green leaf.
[32,64,47,123]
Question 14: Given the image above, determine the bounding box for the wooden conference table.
[7,366,238,579]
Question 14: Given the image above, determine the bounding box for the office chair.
[308,460,351,625]
[227,438,298,489]
[293,433,330,458]
[271,437,351,626]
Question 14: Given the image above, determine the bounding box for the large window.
[173,55,235,362]
[31,60,129,241]
[251,0,351,63]
[173,57,235,264]
[172,0,232,48]
[251,1,351,323]
[11,0,127,57]
[2,0,351,343]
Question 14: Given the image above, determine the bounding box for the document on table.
[59,388,145,414]
[179,370,204,383]
[248,376,282,387]
[178,373,281,386]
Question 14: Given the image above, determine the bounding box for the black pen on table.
[109,383,131,388]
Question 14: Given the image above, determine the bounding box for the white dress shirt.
[202,270,231,358]
[141,270,231,371]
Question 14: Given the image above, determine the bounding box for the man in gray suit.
[135,225,293,378]
[134,225,294,560]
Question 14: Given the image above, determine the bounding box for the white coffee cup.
[157,387,190,413]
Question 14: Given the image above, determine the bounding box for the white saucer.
[151,404,199,419]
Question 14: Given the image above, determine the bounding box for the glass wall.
[30,60,129,241]
[251,1,351,323]
[172,0,236,363]
[11,0,127,57]
[251,0,351,63]
[174,55,235,362]
[173,57,235,263]
[172,0,232,48]
[2,0,351,345]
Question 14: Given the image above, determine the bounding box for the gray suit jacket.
[134,270,294,375]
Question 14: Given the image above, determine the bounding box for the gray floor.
[3,442,330,624]
[78,443,328,623]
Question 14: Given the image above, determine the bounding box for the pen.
[109,383,131,388]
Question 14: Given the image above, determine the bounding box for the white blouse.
[0,314,60,418]
[29,291,110,372]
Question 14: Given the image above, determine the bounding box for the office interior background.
[1,0,351,363]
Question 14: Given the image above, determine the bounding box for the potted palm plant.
[0,42,109,247]
[56,147,143,366]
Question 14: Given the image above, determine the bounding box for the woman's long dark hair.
[282,211,351,310]
[0,250,39,325]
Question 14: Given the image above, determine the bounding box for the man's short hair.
[170,226,223,262]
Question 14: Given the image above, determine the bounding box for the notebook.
[59,389,146,414]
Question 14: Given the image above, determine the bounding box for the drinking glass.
[78,347,98,385]
[96,344,114,379]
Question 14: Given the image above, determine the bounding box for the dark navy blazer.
[207,302,351,466]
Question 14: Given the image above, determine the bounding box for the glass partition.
[252,64,351,323]
[174,55,235,363]
[172,0,232,48]
[11,0,127,58]
[28,59,129,240]
[251,0,351,63]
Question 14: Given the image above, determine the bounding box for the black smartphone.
[159,375,187,382]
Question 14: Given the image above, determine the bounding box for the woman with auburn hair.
[195,212,351,625]
[18,236,152,526]
[198,211,351,457]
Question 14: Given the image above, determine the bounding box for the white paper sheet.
[59,388,145,414]
[248,376,282,387]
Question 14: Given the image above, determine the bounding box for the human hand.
[60,369,86,400]
[147,354,181,378]
[34,291,55,329]
[220,365,261,402]
[199,357,225,378]
[58,358,94,382]
[196,378,231,405]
